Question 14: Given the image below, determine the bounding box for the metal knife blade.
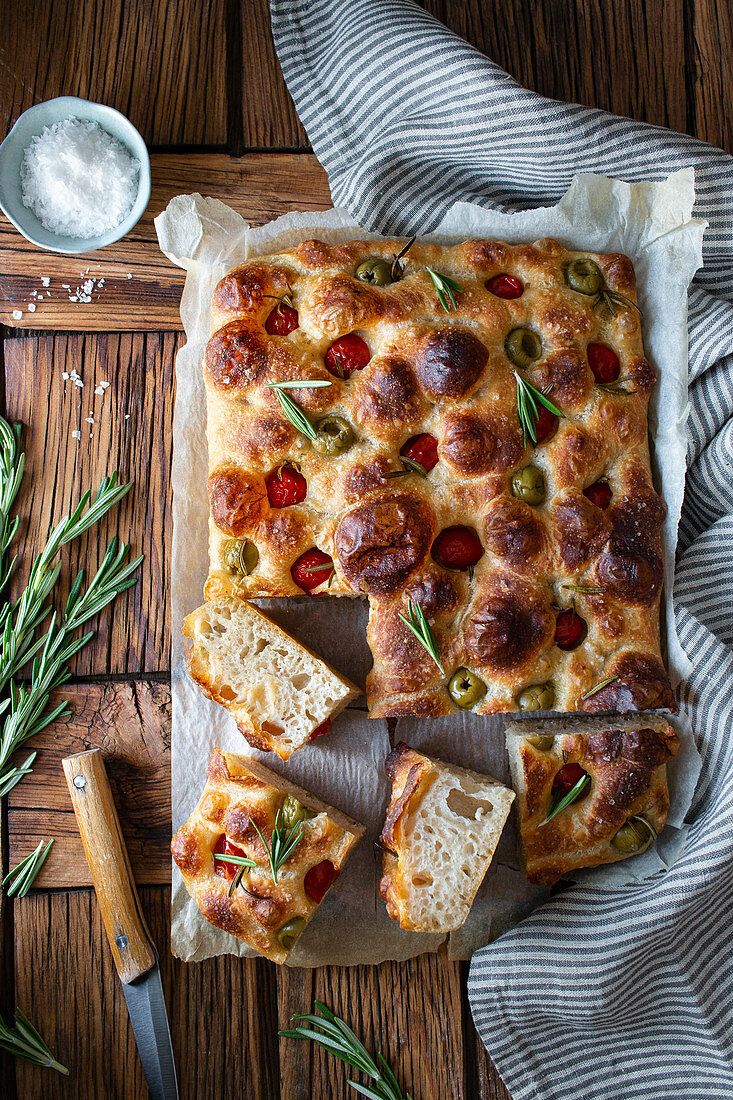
[122,957,179,1100]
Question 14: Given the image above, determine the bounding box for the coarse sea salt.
[20,118,140,238]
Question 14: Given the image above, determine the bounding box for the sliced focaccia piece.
[171,749,364,963]
[378,742,514,933]
[183,596,360,759]
[506,713,680,886]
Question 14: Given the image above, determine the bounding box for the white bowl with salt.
[0,96,150,254]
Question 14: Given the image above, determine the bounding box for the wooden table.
[0,2,730,1097]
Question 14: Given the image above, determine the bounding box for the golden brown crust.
[171,749,364,962]
[506,718,680,886]
[204,236,672,716]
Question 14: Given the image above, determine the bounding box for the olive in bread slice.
[183,595,360,759]
[171,749,365,964]
[378,742,514,933]
[505,713,680,887]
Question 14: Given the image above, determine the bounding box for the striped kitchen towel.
[270,2,733,1097]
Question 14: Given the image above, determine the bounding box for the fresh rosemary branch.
[539,773,591,828]
[280,1001,412,1100]
[425,267,462,312]
[2,839,53,897]
[398,599,443,673]
[0,421,24,596]
[0,1008,68,1075]
[580,675,620,701]
[250,809,304,884]
[513,371,564,445]
[266,381,331,441]
[215,850,258,897]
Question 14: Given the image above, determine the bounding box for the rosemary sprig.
[2,839,53,897]
[398,599,443,673]
[0,1008,68,1075]
[383,457,428,480]
[562,584,607,595]
[597,375,637,395]
[0,421,24,595]
[425,268,462,312]
[267,381,331,442]
[301,560,336,587]
[215,850,258,897]
[592,288,641,319]
[539,773,591,828]
[391,236,416,281]
[262,283,295,311]
[280,1001,412,1100]
[580,675,620,701]
[250,809,304,884]
[513,371,564,445]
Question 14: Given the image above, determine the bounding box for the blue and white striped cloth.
[270,2,733,1096]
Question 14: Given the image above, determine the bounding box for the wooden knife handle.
[63,748,156,984]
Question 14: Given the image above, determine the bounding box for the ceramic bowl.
[0,96,151,255]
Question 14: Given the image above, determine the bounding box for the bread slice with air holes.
[183,595,360,759]
[378,742,515,933]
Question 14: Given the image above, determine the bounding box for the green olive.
[505,328,543,369]
[281,794,316,830]
[525,734,554,751]
[277,917,307,951]
[611,816,656,854]
[312,415,354,456]
[355,259,394,286]
[222,538,259,576]
[517,683,555,711]
[511,466,546,506]
[565,258,604,295]
[448,667,487,708]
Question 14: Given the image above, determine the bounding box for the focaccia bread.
[506,714,680,886]
[203,235,673,717]
[378,742,514,932]
[183,596,360,758]
[171,749,364,963]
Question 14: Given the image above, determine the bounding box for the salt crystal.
[127,273,132,279]
[41,276,50,287]
[125,413,130,420]
[27,303,36,312]
[12,310,22,320]
[74,379,83,388]
[37,294,44,300]
[62,372,69,380]
[70,369,78,379]
[71,430,81,440]
[100,380,110,389]
[20,118,140,238]
[85,417,94,424]
[95,386,104,396]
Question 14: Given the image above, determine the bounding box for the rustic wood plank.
[0,0,228,146]
[0,152,331,330]
[13,887,280,1099]
[692,0,733,152]
[7,682,170,888]
[420,0,688,136]
[277,967,315,1099]
[4,331,174,675]
[240,0,309,149]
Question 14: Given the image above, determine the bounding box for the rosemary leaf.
[581,675,620,701]
[250,810,304,883]
[267,380,332,390]
[425,268,462,312]
[0,1008,68,1075]
[2,839,53,898]
[267,386,318,441]
[539,773,591,828]
[514,371,564,446]
[398,599,443,673]
[562,584,606,595]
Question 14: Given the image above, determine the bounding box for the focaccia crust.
[171,749,364,963]
[204,236,673,717]
[506,715,680,886]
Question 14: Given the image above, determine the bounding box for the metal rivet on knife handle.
[62,748,156,984]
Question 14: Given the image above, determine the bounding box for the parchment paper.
[156,169,705,965]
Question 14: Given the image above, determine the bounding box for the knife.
[63,748,179,1100]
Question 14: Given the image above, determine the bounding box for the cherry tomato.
[309,719,332,741]
[486,274,524,299]
[265,304,299,335]
[265,465,307,508]
[324,334,371,379]
[587,343,620,384]
[401,433,438,472]
[554,609,587,650]
[304,860,339,903]
[213,834,247,881]
[534,405,558,446]
[551,762,588,799]
[291,548,334,592]
[432,526,484,570]
[584,480,612,509]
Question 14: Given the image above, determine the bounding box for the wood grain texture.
[0,0,228,145]
[4,331,174,675]
[241,0,310,148]
[692,0,733,153]
[0,152,331,330]
[8,682,171,888]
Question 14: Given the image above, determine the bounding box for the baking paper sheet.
[156,169,704,965]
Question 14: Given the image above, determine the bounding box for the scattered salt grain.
[41,276,50,287]
[74,379,83,388]
[85,417,94,424]
[71,430,81,440]
[125,414,130,420]
[12,310,22,320]
[95,386,104,396]
[127,273,132,279]
[99,380,110,389]
[20,118,140,238]
[27,303,36,312]
[62,372,69,380]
